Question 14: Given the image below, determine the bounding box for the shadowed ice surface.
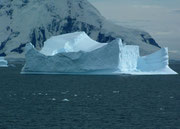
[0,64,180,129]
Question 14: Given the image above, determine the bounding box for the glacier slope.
[21,32,177,75]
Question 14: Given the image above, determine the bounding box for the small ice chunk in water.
[74,94,78,97]
[62,99,69,102]
[61,91,69,94]
[170,96,174,99]
[52,98,56,101]
[160,108,164,111]
[113,91,120,94]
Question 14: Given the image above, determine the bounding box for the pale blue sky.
[88,0,180,60]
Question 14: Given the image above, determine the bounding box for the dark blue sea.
[0,64,180,129]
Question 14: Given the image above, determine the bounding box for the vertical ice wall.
[137,48,169,71]
[118,43,139,72]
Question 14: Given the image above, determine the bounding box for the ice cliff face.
[0,0,160,58]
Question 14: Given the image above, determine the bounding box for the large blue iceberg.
[21,32,177,75]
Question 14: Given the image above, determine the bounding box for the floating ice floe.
[21,32,177,75]
[0,57,8,67]
[62,99,69,102]
[52,98,56,101]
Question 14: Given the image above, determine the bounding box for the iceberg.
[0,57,8,67]
[21,32,177,75]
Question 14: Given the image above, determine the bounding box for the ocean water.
[0,64,180,129]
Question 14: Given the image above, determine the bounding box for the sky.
[88,0,180,60]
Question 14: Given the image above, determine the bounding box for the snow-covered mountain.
[0,0,160,58]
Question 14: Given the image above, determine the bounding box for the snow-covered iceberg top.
[21,32,177,75]
[0,57,8,67]
[40,32,107,55]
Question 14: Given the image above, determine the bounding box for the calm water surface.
[0,64,180,129]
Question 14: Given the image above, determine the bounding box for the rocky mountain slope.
[0,0,160,58]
